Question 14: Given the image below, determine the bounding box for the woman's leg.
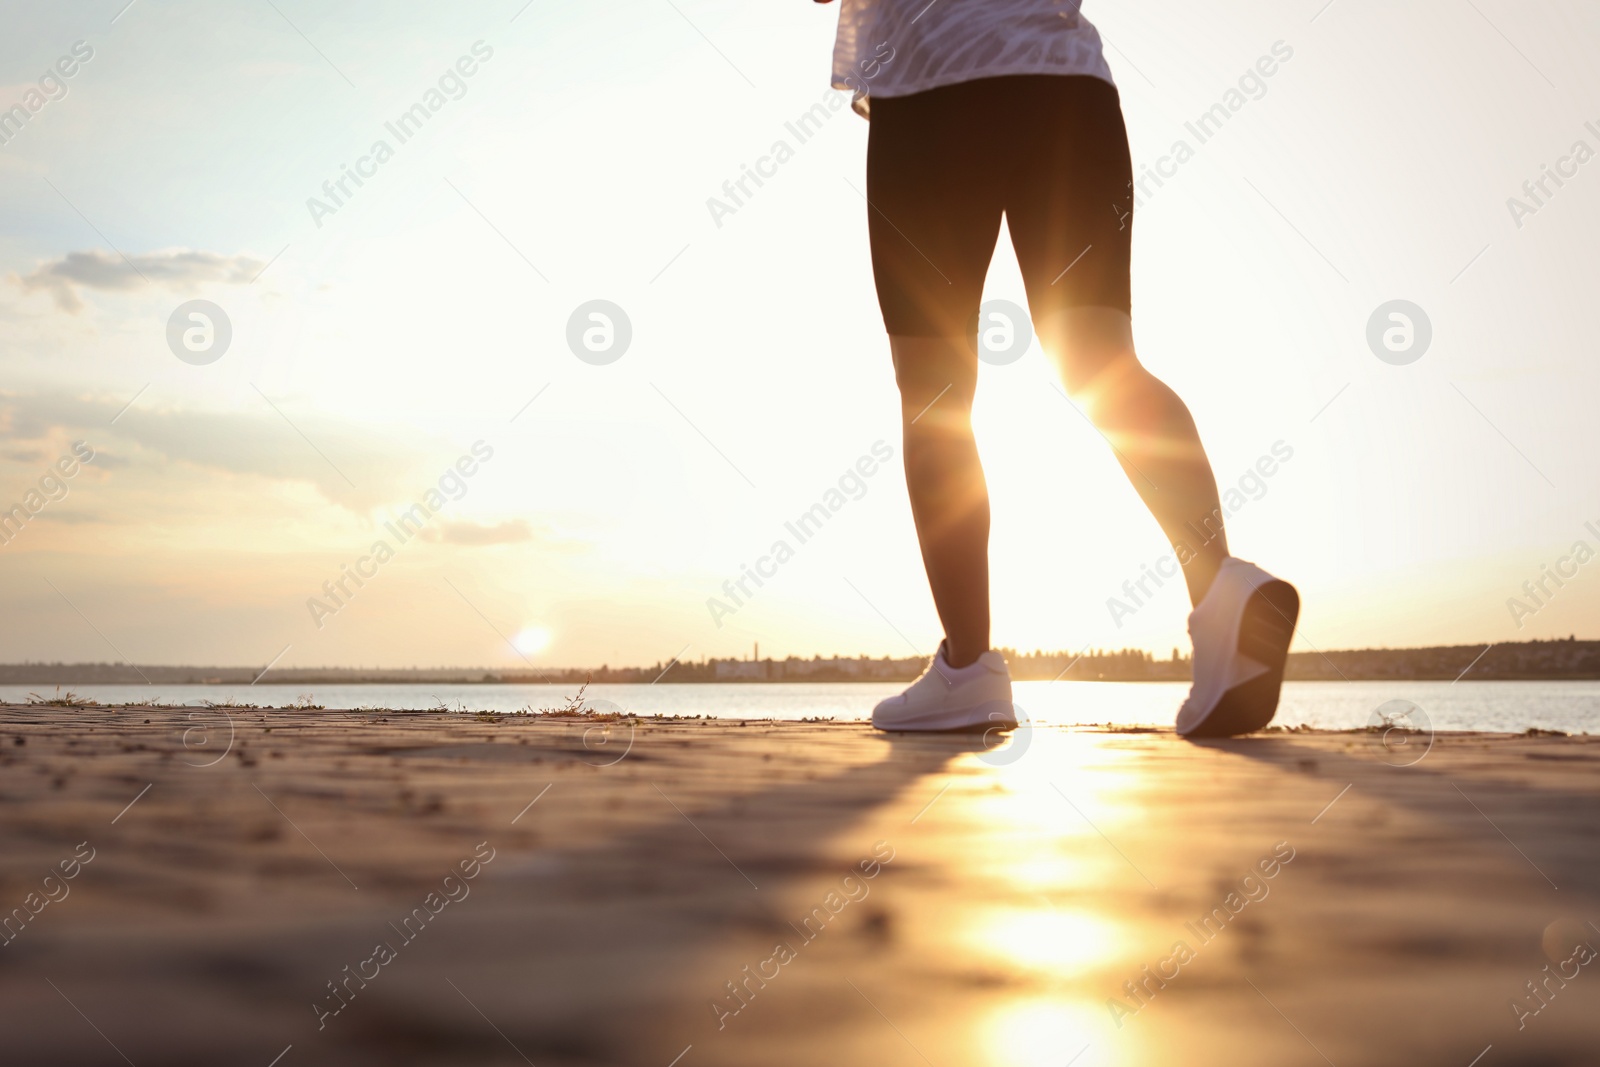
[867,83,1007,668]
[891,336,990,668]
[1044,308,1228,606]
[1006,76,1228,607]
[1000,75,1298,737]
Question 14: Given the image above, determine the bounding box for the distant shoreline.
[5,638,1598,686]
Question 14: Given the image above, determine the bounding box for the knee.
[898,385,975,434]
[1058,348,1148,403]
[1039,306,1140,400]
[890,336,976,426]
[900,427,971,487]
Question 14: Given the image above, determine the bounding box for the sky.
[1,0,1598,673]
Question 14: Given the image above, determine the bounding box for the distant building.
[710,656,925,681]
[714,660,768,680]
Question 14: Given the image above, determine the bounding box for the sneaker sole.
[873,699,1017,733]
[1180,580,1300,739]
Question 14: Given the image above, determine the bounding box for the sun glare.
[512,627,551,656]
[980,998,1115,1067]
[971,906,1121,975]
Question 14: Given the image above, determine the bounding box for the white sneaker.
[872,642,1016,732]
[1176,557,1299,738]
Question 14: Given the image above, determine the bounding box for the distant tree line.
[3,637,1597,686]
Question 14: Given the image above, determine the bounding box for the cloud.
[0,391,428,511]
[420,519,533,546]
[13,249,266,312]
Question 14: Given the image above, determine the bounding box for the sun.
[512,627,551,656]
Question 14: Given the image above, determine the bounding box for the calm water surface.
[9,680,1599,733]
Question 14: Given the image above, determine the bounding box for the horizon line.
[3,635,1595,675]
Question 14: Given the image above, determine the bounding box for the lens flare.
[512,627,550,655]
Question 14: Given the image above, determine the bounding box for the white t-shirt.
[831,0,1114,116]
